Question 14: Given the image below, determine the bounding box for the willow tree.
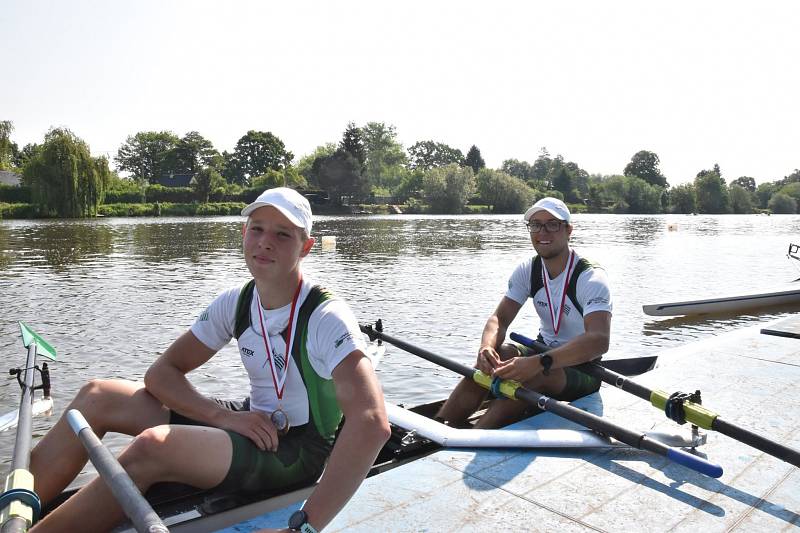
[23,128,109,217]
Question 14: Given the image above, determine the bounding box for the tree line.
[1,119,799,217]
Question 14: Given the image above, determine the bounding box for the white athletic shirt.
[505,251,612,347]
[191,276,366,426]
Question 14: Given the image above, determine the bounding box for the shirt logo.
[335,332,353,348]
[241,347,255,357]
[198,309,210,321]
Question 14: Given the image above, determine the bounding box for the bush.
[0,185,31,203]
[0,202,38,219]
[146,185,194,203]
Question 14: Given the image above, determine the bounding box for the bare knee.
[497,343,522,361]
[119,426,171,484]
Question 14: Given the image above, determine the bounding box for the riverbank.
[0,201,516,219]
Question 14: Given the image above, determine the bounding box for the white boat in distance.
[643,282,800,316]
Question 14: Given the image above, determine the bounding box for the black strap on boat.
[664,391,701,425]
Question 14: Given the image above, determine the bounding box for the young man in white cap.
[437,197,612,428]
[30,187,390,532]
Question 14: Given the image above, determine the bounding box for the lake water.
[2,213,800,464]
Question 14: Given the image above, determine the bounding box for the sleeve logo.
[334,332,353,348]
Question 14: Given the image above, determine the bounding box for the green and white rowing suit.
[185,276,366,493]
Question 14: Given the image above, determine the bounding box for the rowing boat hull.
[642,284,800,316]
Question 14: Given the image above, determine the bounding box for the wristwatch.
[539,352,553,375]
[288,509,319,533]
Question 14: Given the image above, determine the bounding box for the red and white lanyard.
[542,251,575,336]
[254,278,303,401]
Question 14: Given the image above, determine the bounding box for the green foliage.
[624,150,668,187]
[0,121,14,170]
[224,130,293,186]
[0,202,38,219]
[251,168,307,190]
[501,159,532,181]
[407,141,464,171]
[296,143,337,186]
[694,165,730,214]
[23,128,109,217]
[146,185,195,203]
[597,175,662,213]
[476,168,535,213]
[422,164,475,214]
[362,122,408,191]
[768,193,797,214]
[193,167,226,203]
[667,184,697,214]
[728,184,753,214]
[778,182,800,203]
[393,170,423,203]
[115,131,180,184]
[731,176,756,192]
[340,122,366,165]
[105,175,144,203]
[755,182,777,209]
[98,202,244,217]
[0,183,29,203]
[465,145,486,174]
[316,150,370,205]
[170,131,219,175]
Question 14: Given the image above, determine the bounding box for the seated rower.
[30,187,390,533]
[437,197,612,429]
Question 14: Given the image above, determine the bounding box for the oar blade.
[18,322,56,360]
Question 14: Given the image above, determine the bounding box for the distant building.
[155,173,193,187]
[0,170,21,187]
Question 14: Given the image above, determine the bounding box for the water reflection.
[2,213,800,467]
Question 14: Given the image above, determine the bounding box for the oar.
[360,324,723,478]
[0,323,57,533]
[66,410,169,533]
[510,331,800,469]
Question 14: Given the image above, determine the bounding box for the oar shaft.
[9,344,37,471]
[511,331,800,468]
[362,326,723,478]
[66,410,168,533]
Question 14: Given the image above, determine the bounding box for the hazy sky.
[3,1,798,185]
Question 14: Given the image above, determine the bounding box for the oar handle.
[509,332,548,353]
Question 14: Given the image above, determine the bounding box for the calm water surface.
[2,213,800,465]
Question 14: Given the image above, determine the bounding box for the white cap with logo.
[241,187,313,236]
[524,197,571,224]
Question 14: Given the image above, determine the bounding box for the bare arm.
[297,350,391,531]
[493,311,611,381]
[144,330,279,451]
[476,297,523,373]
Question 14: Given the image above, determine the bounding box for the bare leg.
[435,377,489,427]
[436,344,521,426]
[32,425,232,533]
[475,368,567,429]
[30,379,170,503]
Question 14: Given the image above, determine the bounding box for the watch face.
[288,509,307,529]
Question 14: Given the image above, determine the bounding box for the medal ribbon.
[255,277,303,401]
[542,251,575,336]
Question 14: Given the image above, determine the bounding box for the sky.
[2,1,799,186]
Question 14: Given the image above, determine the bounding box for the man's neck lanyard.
[254,278,303,435]
[542,250,575,335]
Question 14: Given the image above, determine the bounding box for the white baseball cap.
[524,197,571,224]
[241,187,313,236]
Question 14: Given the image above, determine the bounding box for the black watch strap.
[539,352,553,375]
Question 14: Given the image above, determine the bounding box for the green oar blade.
[19,321,57,360]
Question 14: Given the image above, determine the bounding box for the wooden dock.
[216,316,800,532]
